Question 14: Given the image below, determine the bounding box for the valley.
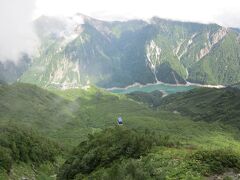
[0,82,240,179]
[0,10,240,180]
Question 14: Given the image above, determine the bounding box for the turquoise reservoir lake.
[108,83,198,95]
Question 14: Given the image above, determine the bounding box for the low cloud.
[0,0,39,63]
[215,12,240,28]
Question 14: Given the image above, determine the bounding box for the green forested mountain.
[0,8,240,180]
[1,83,240,179]
[6,14,238,88]
[158,87,240,128]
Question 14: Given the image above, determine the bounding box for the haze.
[35,0,240,27]
[0,0,38,63]
[1,0,240,62]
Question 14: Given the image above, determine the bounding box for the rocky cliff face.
[4,14,240,88]
[197,28,228,60]
[146,40,162,82]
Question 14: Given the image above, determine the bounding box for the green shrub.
[57,127,172,179]
[0,125,61,173]
[189,149,240,175]
[0,147,12,173]
[87,159,151,180]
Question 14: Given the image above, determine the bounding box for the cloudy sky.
[0,0,240,62]
[34,0,240,27]
[0,0,38,62]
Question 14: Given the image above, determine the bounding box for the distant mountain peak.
[68,14,85,25]
[3,14,240,89]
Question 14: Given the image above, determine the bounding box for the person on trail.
[117,117,123,125]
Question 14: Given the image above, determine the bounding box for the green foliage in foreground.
[0,125,61,174]
[190,149,240,176]
[57,127,176,180]
[101,149,240,180]
[58,127,240,180]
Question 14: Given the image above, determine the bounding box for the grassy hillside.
[0,83,80,134]
[126,90,163,107]
[52,87,240,148]
[1,83,240,179]
[158,87,240,128]
[0,83,239,146]
[1,83,240,148]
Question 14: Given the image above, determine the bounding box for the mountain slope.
[0,83,76,133]
[188,31,240,85]
[1,83,239,147]
[15,14,240,88]
[1,83,240,179]
[126,90,163,107]
[158,87,240,128]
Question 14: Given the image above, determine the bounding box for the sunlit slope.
[0,83,76,132]
[159,87,240,128]
[0,83,239,149]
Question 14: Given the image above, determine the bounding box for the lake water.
[108,83,198,95]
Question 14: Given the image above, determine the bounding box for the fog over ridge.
[0,0,39,63]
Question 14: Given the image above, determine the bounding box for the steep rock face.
[188,31,240,85]
[146,40,162,81]
[196,28,228,60]
[15,15,240,88]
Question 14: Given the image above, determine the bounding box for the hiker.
[117,117,123,125]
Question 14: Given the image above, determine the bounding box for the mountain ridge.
[1,14,240,88]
